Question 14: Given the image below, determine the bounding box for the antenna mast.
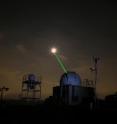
[90,56,100,89]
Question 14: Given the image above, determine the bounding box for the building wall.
[53,85,95,105]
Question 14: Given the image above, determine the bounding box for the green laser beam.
[54,53,68,73]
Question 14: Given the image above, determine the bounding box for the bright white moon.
[51,48,57,54]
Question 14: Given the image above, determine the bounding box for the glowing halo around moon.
[51,47,57,54]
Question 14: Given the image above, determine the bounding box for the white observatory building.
[51,47,95,105]
[53,72,95,105]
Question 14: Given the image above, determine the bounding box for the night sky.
[0,1,117,99]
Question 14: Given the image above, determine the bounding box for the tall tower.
[90,56,100,106]
[21,74,41,100]
[90,56,100,89]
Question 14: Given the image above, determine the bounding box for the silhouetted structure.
[90,56,100,105]
[105,92,117,102]
[53,72,95,107]
[0,86,9,101]
[21,74,41,100]
[50,48,96,107]
[90,56,100,88]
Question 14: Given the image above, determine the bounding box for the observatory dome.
[60,72,81,86]
[28,74,36,81]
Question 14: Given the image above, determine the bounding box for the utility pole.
[90,56,100,90]
[90,56,100,109]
